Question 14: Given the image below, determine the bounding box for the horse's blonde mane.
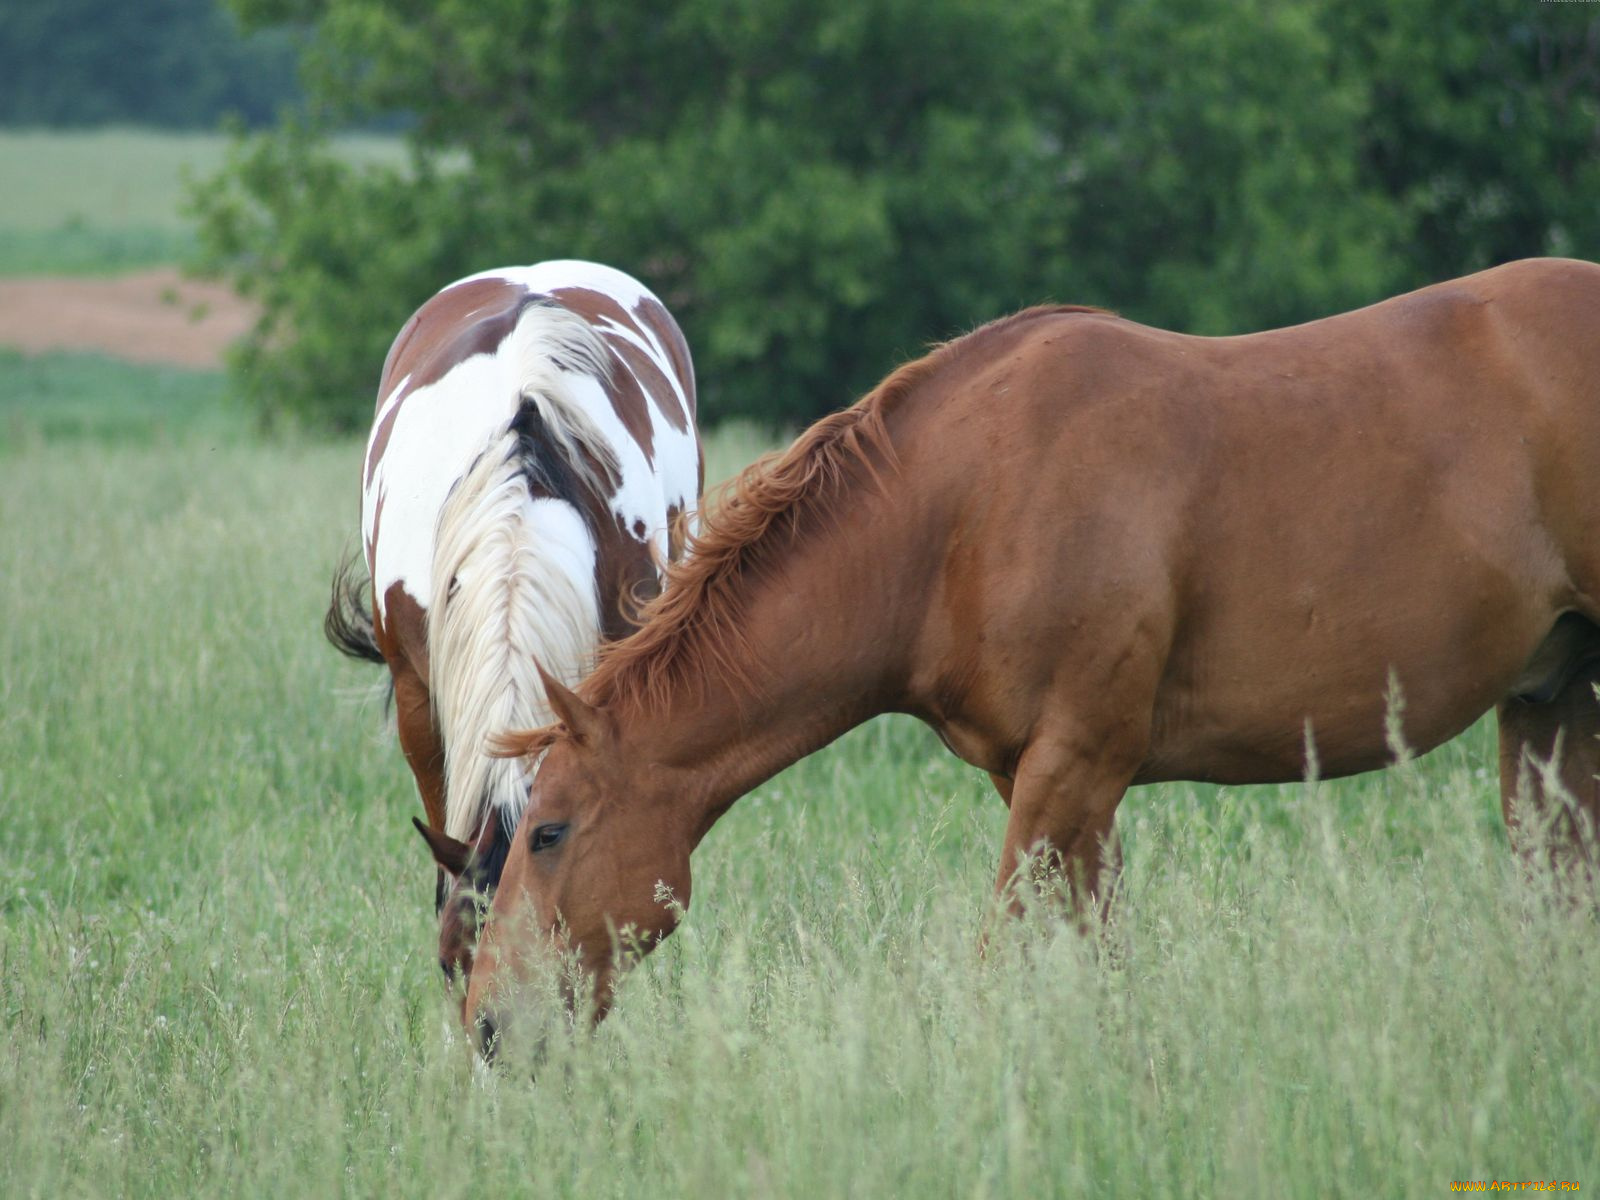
[429,305,619,840]
[581,304,1108,716]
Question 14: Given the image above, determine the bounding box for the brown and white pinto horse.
[464,257,1600,1055]
[325,260,701,996]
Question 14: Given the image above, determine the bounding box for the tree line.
[0,0,301,128]
[187,0,1600,430]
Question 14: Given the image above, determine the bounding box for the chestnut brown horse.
[467,257,1600,1055]
[324,260,701,996]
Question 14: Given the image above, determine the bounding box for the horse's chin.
[460,960,585,1066]
[466,994,579,1073]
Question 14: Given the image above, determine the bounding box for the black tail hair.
[324,550,385,665]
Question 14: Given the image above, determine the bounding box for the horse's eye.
[530,822,568,852]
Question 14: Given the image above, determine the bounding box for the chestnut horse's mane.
[581,303,1112,715]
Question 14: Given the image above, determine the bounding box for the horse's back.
[905,258,1600,785]
[959,257,1600,552]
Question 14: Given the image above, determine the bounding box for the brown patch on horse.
[594,513,662,638]
[597,343,656,467]
[377,581,431,680]
[549,285,665,456]
[377,308,425,411]
[549,285,649,339]
[637,294,697,422]
[609,335,683,448]
[366,278,532,487]
[395,666,447,831]
[387,277,533,394]
[364,394,404,490]
[375,582,447,829]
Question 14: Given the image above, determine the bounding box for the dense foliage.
[0,0,302,128]
[191,0,1600,430]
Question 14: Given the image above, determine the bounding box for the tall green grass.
[1,412,1595,1196]
[0,350,248,445]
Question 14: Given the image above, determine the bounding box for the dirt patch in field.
[0,268,258,369]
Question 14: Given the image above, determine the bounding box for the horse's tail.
[324,550,385,665]
[427,303,615,842]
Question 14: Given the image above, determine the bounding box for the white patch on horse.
[641,388,700,539]
[373,369,414,430]
[364,350,521,613]
[560,370,679,560]
[460,259,656,309]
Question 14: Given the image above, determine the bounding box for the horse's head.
[461,678,692,1062]
[414,811,512,1019]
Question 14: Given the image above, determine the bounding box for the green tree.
[197,0,1077,428]
[0,0,302,127]
[1037,0,1404,335]
[1327,0,1600,282]
[193,0,1600,431]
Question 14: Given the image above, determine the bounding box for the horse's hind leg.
[393,662,448,833]
[1496,661,1600,869]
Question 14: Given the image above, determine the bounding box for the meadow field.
[0,128,415,275]
[2,131,1597,1198]
[1,363,1596,1198]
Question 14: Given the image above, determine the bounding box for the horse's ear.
[413,816,471,876]
[534,661,612,747]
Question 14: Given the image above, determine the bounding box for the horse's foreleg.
[1496,661,1600,871]
[988,773,1014,807]
[995,725,1142,924]
[394,665,447,833]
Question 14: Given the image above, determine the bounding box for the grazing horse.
[324,260,701,996]
[465,257,1600,1055]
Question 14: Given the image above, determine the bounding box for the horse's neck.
[622,498,930,844]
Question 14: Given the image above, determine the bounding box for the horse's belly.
[1143,598,1563,787]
